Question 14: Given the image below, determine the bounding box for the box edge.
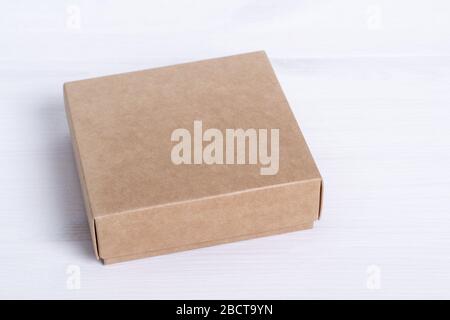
[64,83,100,259]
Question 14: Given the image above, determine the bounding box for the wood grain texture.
[0,0,449,299]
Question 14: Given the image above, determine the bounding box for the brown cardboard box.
[64,51,323,264]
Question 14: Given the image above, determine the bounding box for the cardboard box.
[64,51,323,264]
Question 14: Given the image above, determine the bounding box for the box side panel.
[103,222,313,264]
[95,179,321,261]
[64,85,99,259]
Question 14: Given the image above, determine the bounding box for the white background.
[1,0,449,299]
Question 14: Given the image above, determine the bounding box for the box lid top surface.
[65,51,320,217]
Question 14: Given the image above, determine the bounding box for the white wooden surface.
[1,0,450,299]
